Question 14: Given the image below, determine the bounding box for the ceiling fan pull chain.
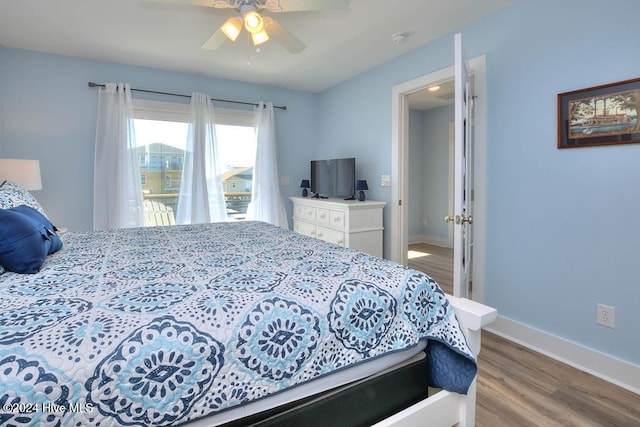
[246,32,253,67]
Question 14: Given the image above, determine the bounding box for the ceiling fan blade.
[272,0,350,12]
[201,27,227,50]
[266,18,305,53]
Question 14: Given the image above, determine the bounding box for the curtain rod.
[87,82,287,111]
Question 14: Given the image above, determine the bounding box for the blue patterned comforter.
[0,221,476,426]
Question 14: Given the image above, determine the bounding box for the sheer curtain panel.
[93,83,144,230]
[246,102,288,228]
[176,92,227,224]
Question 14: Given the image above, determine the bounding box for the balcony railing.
[142,192,251,220]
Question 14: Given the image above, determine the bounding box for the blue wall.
[0,47,318,231]
[482,0,640,366]
[408,109,424,240]
[422,105,453,244]
[1,0,639,367]
[408,105,454,244]
[316,0,640,365]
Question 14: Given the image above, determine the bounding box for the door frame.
[448,121,454,248]
[390,54,487,302]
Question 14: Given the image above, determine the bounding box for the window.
[132,99,256,224]
[164,173,175,190]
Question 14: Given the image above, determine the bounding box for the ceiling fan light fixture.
[221,16,243,41]
[244,10,264,34]
[252,29,270,46]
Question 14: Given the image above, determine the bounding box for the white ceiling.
[0,0,515,93]
[408,78,455,110]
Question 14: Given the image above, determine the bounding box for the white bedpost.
[448,295,497,427]
[458,378,477,427]
[373,297,496,427]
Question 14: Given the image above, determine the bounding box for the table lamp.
[0,159,42,190]
[356,180,368,201]
[300,179,310,197]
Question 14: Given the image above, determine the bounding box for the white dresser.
[290,197,386,258]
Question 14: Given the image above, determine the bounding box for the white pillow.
[0,180,49,219]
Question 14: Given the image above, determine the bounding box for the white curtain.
[246,101,288,228]
[176,92,227,224]
[93,82,144,230]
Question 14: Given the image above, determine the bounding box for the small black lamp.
[355,180,368,201]
[300,179,310,197]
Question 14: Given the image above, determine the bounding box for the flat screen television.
[310,157,355,199]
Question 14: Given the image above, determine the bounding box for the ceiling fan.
[145,0,351,54]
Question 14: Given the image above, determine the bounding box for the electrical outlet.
[596,304,615,328]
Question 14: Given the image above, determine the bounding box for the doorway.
[390,54,487,302]
[405,84,455,292]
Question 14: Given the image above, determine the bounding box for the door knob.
[445,215,473,224]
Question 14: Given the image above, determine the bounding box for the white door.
[449,33,474,298]
[391,34,485,301]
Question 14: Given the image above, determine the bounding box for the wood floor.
[408,243,640,427]
[408,243,453,294]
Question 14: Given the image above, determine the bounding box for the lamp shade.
[221,16,243,41]
[356,180,368,201]
[355,180,368,191]
[0,159,42,190]
[252,29,270,46]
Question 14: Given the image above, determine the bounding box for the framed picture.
[557,77,640,148]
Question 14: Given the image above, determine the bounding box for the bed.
[0,185,496,426]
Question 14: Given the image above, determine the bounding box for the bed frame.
[374,295,497,427]
[190,296,496,427]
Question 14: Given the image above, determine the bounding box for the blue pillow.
[0,205,63,273]
[14,205,63,254]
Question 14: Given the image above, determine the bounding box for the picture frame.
[557,77,640,148]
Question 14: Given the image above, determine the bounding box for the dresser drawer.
[296,205,316,222]
[316,208,345,229]
[329,210,345,230]
[316,208,331,226]
[315,226,345,246]
[294,220,316,237]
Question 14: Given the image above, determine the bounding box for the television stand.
[290,197,386,258]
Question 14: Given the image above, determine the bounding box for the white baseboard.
[408,234,451,248]
[485,315,640,395]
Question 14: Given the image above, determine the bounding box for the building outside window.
[133,99,256,224]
